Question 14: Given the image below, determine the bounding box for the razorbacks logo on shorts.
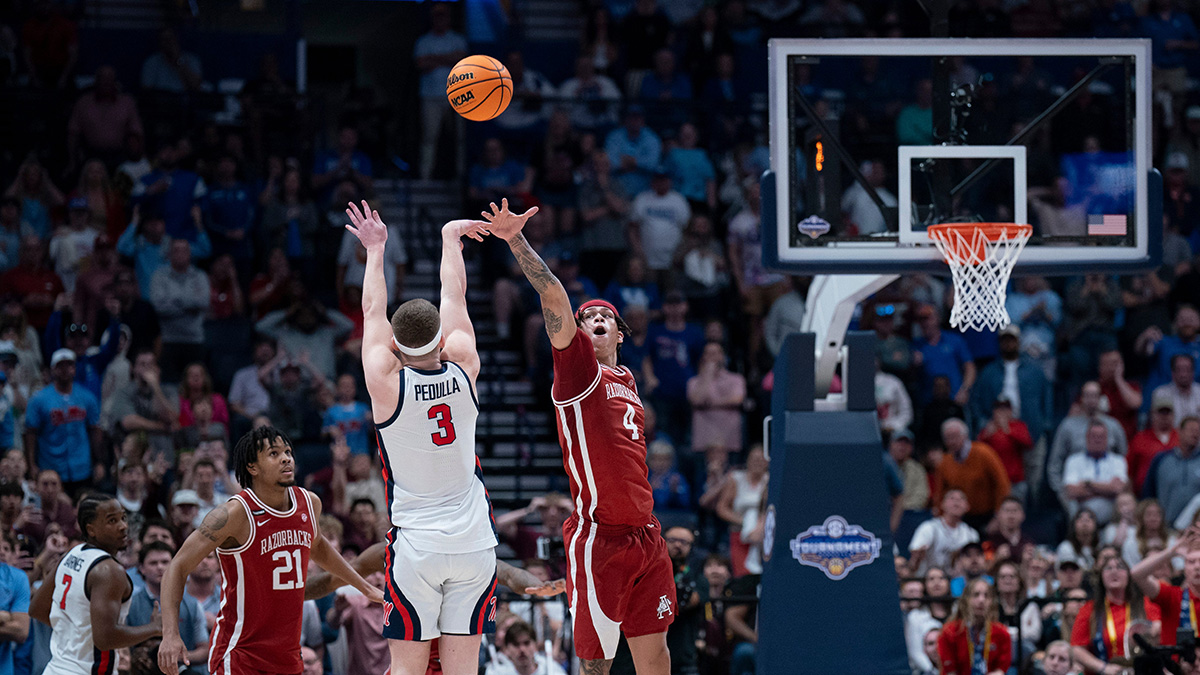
[656,595,673,620]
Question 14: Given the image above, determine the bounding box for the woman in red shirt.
[938,578,1012,675]
[1070,556,1160,674]
[179,362,230,431]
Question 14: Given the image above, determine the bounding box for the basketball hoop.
[927,223,1033,332]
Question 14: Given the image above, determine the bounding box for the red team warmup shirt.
[210,486,315,675]
[551,330,655,526]
[1152,580,1200,646]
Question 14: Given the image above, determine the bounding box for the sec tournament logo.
[790,515,881,581]
[761,505,776,562]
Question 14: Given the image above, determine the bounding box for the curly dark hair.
[232,425,292,490]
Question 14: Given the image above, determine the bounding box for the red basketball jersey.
[209,487,315,675]
[551,331,655,527]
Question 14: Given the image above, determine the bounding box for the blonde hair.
[954,578,998,628]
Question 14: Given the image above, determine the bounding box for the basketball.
[446,55,511,122]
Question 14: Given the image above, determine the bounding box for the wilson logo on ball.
[446,72,475,86]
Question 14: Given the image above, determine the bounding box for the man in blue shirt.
[0,539,29,675]
[647,292,705,442]
[22,349,100,492]
[42,313,121,402]
[1141,0,1199,94]
[912,304,975,406]
[605,105,663,197]
[133,141,207,242]
[1138,305,1200,405]
[322,374,373,455]
[205,155,256,273]
[126,541,209,673]
[116,208,212,300]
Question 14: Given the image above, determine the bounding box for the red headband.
[576,299,621,321]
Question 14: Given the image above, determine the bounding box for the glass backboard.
[763,38,1160,276]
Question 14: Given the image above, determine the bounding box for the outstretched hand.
[345,200,388,249]
[525,578,567,597]
[443,219,491,243]
[480,198,539,241]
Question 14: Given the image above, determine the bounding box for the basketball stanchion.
[927,222,1033,332]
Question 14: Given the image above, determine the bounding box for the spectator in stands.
[178,363,228,432]
[98,267,160,358]
[115,458,147,515]
[699,53,746,152]
[889,429,929,515]
[606,105,662,199]
[1126,498,1177,569]
[414,3,467,179]
[1142,0,1199,111]
[639,49,692,129]
[261,167,319,284]
[44,309,120,403]
[186,551,220,631]
[972,323,1049,469]
[1048,381,1128,501]
[557,56,622,131]
[260,354,324,442]
[1144,416,1200,525]
[23,349,98,491]
[1070,556,1153,673]
[149,238,209,382]
[0,236,62,331]
[47,197,96,293]
[664,123,716,214]
[647,441,690,515]
[874,362,912,440]
[206,253,244,322]
[934,418,1010,531]
[646,291,704,440]
[630,167,689,289]
[328,570,388,674]
[72,231,118,328]
[1102,491,1138,552]
[976,396,1033,502]
[1057,509,1100,569]
[908,490,978,576]
[322,374,371,456]
[25,469,78,545]
[619,0,672,93]
[840,159,897,236]
[248,248,296,320]
[127,540,208,666]
[993,558,1041,670]
[468,138,533,211]
[0,497,28,672]
[1152,354,1200,426]
[896,78,934,146]
[673,213,728,313]
[1005,275,1062,380]
[717,445,767,578]
[912,304,975,406]
[1063,274,1122,388]
[1128,391,1176,497]
[0,198,25,273]
[228,335,275,427]
[20,0,77,89]
[204,155,256,278]
[255,294,352,382]
[67,65,142,168]
[576,149,629,290]
[495,50,555,136]
[1097,349,1142,442]
[486,619,566,675]
[109,351,176,465]
[4,156,64,240]
[310,125,373,205]
[140,27,202,93]
[987,497,1035,564]
[116,131,152,188]
[949,542,991,597]
[687,340,745,458]
[763,276,806,361]
[603,255,660,316]
[134,141,207,243]
[937,578,1012,675]
[1061,421,1129,524]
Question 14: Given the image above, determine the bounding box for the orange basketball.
[446,55,512,122]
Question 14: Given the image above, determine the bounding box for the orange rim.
[928,222,1032,264]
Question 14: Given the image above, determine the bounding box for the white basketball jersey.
[44,543,131,675]
[376,361,497,554]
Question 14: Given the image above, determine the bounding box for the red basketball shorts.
[563,514,677,660]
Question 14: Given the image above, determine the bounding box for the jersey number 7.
[428,404,456,446]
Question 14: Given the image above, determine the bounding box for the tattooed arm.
[158,503,249,675]
[482,199,576,350]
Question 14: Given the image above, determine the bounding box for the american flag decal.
[1088,214,1127,236]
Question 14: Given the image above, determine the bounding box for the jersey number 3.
[428,404,456,446]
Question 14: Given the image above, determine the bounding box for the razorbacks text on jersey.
[44,544,131,675]
[375,361,497,554]
[209,486,315,675]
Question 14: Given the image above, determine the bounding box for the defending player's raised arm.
[158,502,248,675]
[482,199,576,350]
[438,219,490,384]
[345,200,401,401]
[307,491,385,604]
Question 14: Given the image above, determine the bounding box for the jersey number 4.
[428,404,456,446]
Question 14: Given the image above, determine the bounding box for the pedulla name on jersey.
[605,382,641,406]
[260,529,313,555]
[414,378,461,401]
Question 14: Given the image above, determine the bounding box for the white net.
[928,224,1033,333]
